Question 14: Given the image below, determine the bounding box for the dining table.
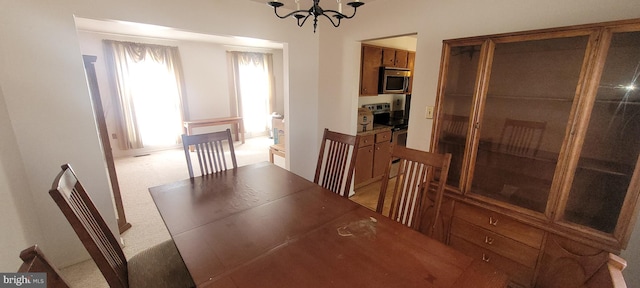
[149,162,508,288]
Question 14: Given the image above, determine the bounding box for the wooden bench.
[183,117,245,144]
[269,143,285,163]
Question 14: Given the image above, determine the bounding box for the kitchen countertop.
[357,124,392,136]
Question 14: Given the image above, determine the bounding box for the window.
[228,52,275,136]
[105,41,187,149]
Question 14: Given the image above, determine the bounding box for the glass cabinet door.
[433,19,640,251]
[469,35,590,213]
[436,44,481,190]
[563,30,640,233]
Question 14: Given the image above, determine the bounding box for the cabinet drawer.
[450,235,534,287]
[451,217,539,268]
[359,134,375,147]
[375,131,391,143]
[454,202,544,249]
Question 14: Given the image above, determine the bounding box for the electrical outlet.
[426,106,434,119]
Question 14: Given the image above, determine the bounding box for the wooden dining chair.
[49,164,194,288]
[182,129,238,178]
[498,118,546,157]
[441,113,469,138]
[18,245,70,288]
[314,128,360,197]
[376,145,452,236]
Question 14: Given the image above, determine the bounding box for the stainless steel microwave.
[379,67,411,94]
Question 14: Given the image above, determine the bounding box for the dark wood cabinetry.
[354,134,374,185]
[407,51,415,93]
[355,129,391,187]
[372,132,391,177]
[360,45,382,96]
[449,202,543,287]
[383,48,408,68]
[360,44,415,96]
[433,18,640,287]
[381,47,395,67]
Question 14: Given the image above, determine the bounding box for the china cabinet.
[431,18,640,287]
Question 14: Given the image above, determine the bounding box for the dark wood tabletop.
[149,162,508,288]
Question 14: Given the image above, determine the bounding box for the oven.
[362,102,408,147]
[392,126,408,147]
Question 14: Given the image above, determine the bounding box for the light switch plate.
[426,106,434,119]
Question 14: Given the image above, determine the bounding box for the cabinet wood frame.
[359,44,416,96]
[431,18,640,253]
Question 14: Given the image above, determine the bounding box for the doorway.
[74,17,287,234]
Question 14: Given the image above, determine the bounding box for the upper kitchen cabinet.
[383,48,408,68]
[360,44,415,96]
[432,18,640,253]
[360,44,382,96]
[407,51,415,93]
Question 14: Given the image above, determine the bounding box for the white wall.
[0,85,42,271]
[0,0,318,268]
[317,0,640,286]
[76,30,285,157]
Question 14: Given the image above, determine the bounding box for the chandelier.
[267,0,365,33]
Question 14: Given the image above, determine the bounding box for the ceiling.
[74,17,284,49]
[74,1,381,49]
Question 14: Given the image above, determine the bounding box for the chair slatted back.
[377,146,451,235]
[499,118,546,157]
[18,245,70,288]
[49,164,128,288]
[442,114,469,138]
[182,129,238,178]
[314,128,360,197]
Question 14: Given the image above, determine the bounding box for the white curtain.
[105,40,188,149]
[228,52,275,135]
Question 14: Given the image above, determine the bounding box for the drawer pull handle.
[489,217,498,226]
[482,253,490,263]
[484,236,494,245]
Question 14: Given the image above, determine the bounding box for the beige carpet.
[59,136,283,287]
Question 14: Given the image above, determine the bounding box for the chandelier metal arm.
[323,8,358,20]
[267,1,365,33]
[320,13,341,28]
[271,7,310,19]
[297,13,313,28]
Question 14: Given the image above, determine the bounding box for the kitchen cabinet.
[407,51,415,93]
[395,50,408,68]
[360,44,415,96]
[354,134,374,185]
[382,48,408,68]
[372,133,391,177]
[355,129,391,187]
[383,48,408,68]
[432,18,640,287]
[360,45,382,96]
